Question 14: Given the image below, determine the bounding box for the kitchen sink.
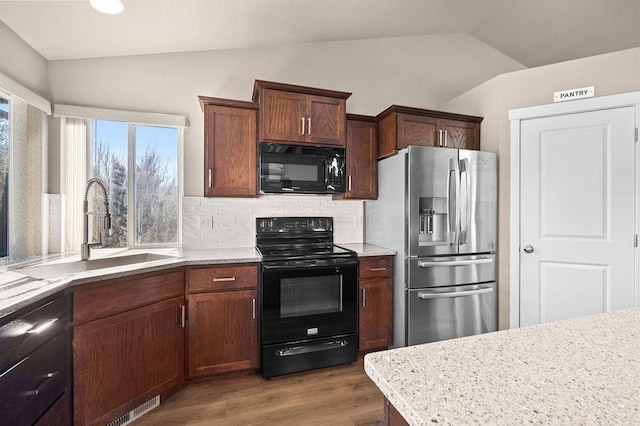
[21,253,175,279]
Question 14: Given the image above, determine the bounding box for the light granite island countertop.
[365,308,640,425]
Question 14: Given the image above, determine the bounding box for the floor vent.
[106,395,160,426]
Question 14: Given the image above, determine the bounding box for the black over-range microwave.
[258,143,346,194]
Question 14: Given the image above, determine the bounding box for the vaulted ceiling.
[0,0,638,66]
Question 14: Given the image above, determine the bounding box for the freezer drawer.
[407,282,496,346]
[407,253,495,288]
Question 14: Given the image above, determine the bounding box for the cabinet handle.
[444,130,448,147]
[21,371,58,397]
[307,117,311,135]
[252,298,256,320]
[213,277,236,282]
[301,117,305,135]
[208,168,212,188]
[348,175,352,192]
[180,305,186,328]
[369,267,387,272]
[362,288,366,307]
[438,129,443,147]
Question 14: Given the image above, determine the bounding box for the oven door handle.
[276,339,348,357]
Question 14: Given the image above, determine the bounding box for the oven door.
[261,259,358,345]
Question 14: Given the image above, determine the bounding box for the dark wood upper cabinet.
[199,96,258,197]
[335,114,377,200]
[252,80,351,147]
[377,105,482,159]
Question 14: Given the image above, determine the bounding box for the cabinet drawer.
[35,392,71,426]
[359,256,393,279]
[73,269,184,324]
[0,331,69,426]
[188,265,259,293]
[0,294,69,373]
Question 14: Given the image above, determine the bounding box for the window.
[64,117,182,251]
[58,105,186,253]
[87,120,180,247]
[0,96,8,258]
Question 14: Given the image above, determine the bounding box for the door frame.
[508,91,640,328]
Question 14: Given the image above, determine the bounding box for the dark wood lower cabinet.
[187,289,258,377]
[186,265,259,379]
[384,397,410,426]
[358,256,394,351]
[73,287,185,425]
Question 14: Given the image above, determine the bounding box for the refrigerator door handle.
[418,257,494,267]
[447,158,460,243]
[459,158,471,244]
[417,286,493,299]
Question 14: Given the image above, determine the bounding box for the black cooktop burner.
[256,217,356,262]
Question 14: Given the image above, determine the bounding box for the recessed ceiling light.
[89,0,124,15]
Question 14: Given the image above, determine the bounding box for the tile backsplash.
[183,195,364,249]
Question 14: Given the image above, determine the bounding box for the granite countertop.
[365,309,640,425]
[0,243,394,319]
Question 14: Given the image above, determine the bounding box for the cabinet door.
[359,278,393,351]
[397,113,439,149]
[343,119,377,199]
[204,104,257,197]
[439,118,480,150]
[260,89,307,143]
[307,95,346,146]
[188,289,258,378]
[73,297,185,426]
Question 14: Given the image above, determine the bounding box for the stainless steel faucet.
[80,178,112,261]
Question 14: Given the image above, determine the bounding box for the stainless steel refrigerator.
[365,146,497,347]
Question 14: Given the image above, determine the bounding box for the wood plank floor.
[132,356,384,425]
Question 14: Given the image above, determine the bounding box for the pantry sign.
[553,86,595,102]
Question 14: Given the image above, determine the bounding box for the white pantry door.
[519,107,636,326]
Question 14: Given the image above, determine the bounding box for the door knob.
[523,245,534,254]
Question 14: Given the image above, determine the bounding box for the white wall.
[439,47,640,329]
[47,33,525,197]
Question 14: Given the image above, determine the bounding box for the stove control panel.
[256,217,333,233]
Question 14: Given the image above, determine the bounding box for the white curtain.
[9,98,45,260]
[62,118,88,253]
